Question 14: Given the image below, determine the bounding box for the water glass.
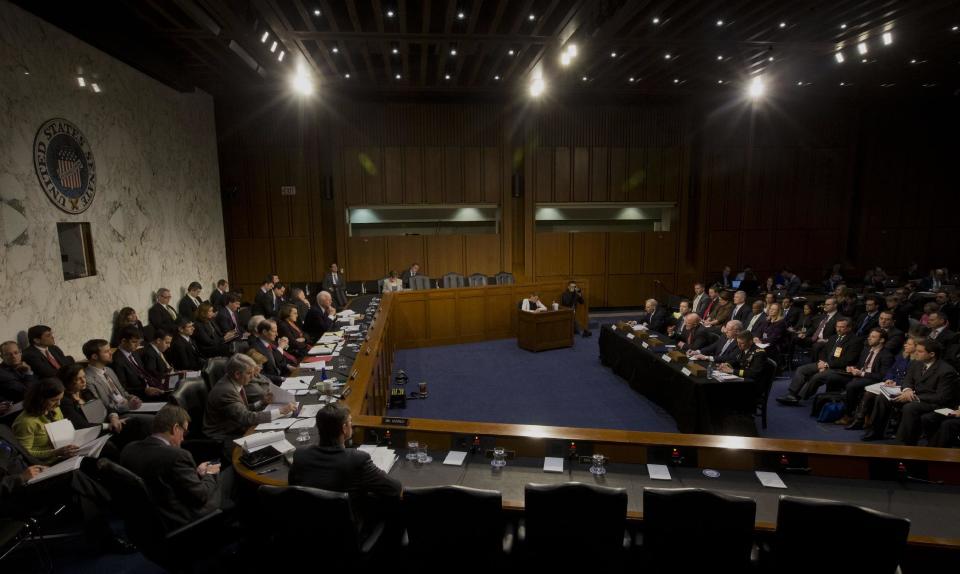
[406,441,419,461]
[589,454,607,476]
[491,446,507,468]
[416,443,432,464]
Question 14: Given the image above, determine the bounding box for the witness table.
[516,308,575,352]
[599,325,758,435]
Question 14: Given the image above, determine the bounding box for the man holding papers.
[289,404,401,526]
[81,339,143,414]
[122,405,230,528]
[204,354,296,443]
[862,338,960,443]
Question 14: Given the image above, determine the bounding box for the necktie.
[814,316,828,340]
[858,314,872,335]
[704,300,715,319]
[239,385,249,406]
[864,350,876,373]
[45,350,61,370]
[332,273,338,285]
[230,309,238,330]
[720,339,732,358]
[166,305,176,320]
[687,329,694,345]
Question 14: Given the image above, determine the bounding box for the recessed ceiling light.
[270,41,277,53]
[392,47,399,54]
[395,73,401,79]
[332,46,339,53]
[261,32,269,43]
[953,25,959,32]
[840,81,846,86]
[457,11,465,20]
[779,22,786,28]
[716,19,724,27]
[797,81,803,86]
[445,74,451,80]
[664,53,671,59]
[862,58,867,63]
[857,42,867,55]
[717,79,723,84]
[835,52,845,63]
[386,10,394,18]
[652,17,660,25]
[748,76,765,99]
[882,32,893,45]
[910,58,917,64]
[673,78,680,84]
[560,53,571,66]
[508,49,515,56]
[581,76,588,81]
[628,77,635,82]
[278,51,285,62]
[610,51,617,58]
[450,48,457,56]
[717,54,723,60]
[494,75,500,80]
[314,9,321,16]
[77,76,86,87]
[345,73,350,78]
[91,83,101,93]
[528,14,535,21]
[840,23,847,29]
[768,56,774,62]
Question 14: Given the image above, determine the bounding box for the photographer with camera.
[561,280,592,337]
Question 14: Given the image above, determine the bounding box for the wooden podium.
[517,308,575,352]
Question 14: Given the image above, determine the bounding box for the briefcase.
[810,391,844,419]
[240,445,283,469]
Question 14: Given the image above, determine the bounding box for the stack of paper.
[319,333,343,344]
[27,456,83,484]
[267,382,295,404]
[130,402,168,413]
[358,444,397,474]
[298,360,332,370]
[308,344,337,356]
[336,310,356,318]
[45,419,112,458]
[233,430,295,455]
[280,378,311,391]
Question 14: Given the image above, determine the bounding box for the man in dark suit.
[112,326,164,399]
[862,339,960,443]
[560,280,591,337]
[0,341,36,404]
[215,294,245,340]
[780,297,800,329]
[853,296,882,338]
[250,320,292,384]
[836,329,896,428]
[322,263,348,308]
[876,311,905,354]
[22,325,74,379]
[690,283,709,316]
[141,329,176,381]
[203,354,295,442]
[730,291,751,324]
[148,288,180,334]
[289,403,401,526]
[927,311,957,347]
[694,320,743,364]
[921,408,960,448]
[920,268,946,292]
[252,276,277,318]
[304,291,337,340]
[167,319,204,371]
[673,313,711,351]
[121,405,228,528]
[780,268,802,296]
[400,263,421,289]
[639,299,670,334]
[210,279,229,311]
[177,282,205,321]
[717,266,733,290]
[778,318,863,404]
[717,331,775,387]
[667,301,691,338]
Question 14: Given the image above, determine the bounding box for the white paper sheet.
[45,419,76,449]
[27,456,83,484]
[755,471,788,489]
[280,380,310,391]
[647,464,672,480]
[543,457,564,473]
[130,402,167,413]
[297,404,325,418]
[267,382,295,404]
[290,418,316,429]
[443,451,467,466]
[255,418,297,431]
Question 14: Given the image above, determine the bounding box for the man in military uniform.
[717,330,775,386]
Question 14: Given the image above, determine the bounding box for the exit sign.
[281,185,296,196]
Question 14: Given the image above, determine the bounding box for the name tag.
[642,342,649,349]
[833,347,843,358]
[662,354,672,363]
[626,333,635,340]
[681,367,692,376]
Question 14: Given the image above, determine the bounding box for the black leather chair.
[522,482,628,565]
[642,487,756,571]
[402,485,510,561]
[755,357,779,429]
[201,357,227,390]
[468,273,488,287]
[410,275,432,290]
[97,460,226,572]
[257,485,383,564]
[769,495,910,574]
[442,272,466,288]
[237,305,252,331]
[495,272,515,285]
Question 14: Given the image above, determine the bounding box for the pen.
[257,468,278,475]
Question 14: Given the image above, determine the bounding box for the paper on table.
[294,390,316,396]
[27,456,83,485]
[267,382,295,404]
[255,418,297,431]
[343,325,361,332]
[290,418,316,429]
[647,464,672,480]
[265,402,298,417]
[358,445,397,474]
[280,380,310,391]
[308,344,336,356]
[234,431,285,452]
[543,457,564,473]
[934,408,957,416]
[336,310,356,317]
[297,361,330,370]
[756,471,788,489]
[130,402,167,413]
[443,451,467,466]
[298,404,324,418]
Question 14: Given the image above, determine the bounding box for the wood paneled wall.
[216,94,960,308]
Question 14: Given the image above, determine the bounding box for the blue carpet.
[386,332,891,444]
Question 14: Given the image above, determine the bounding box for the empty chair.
[468,273,487,287]
[409,275,432,290]
[523,482,627,565]
[442,272,466,288]
[403,486,509,562]
[97,459,226,572]
[237,305,252,331]
[770,495,910,574]
[494,271,515,285]
[642,487,756,571]
[258,485,382,564]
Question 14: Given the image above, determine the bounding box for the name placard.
[626,333,635,340]
[661,354,672,363]
[681,367,692,376]
[642,342,649,348]
[381,416,408,426]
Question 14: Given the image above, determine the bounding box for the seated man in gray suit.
[81,339,143,414]
[121,405,231,529]
[203,354,295,443]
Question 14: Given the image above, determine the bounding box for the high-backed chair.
[642,487,756,571]
[442,272,466,288]
[202,357,227,390]
[237,305,252,332]
[522,482,628,564]
[769,495,910,574]
[402,486,510,561]
[257,485,383,564]
[468,273,488,287]
[410,275,432,290]
[97,460,226,572]
[495,272,515,285]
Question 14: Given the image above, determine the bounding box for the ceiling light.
[332,46,339,53]
[457,11,465,20]
[953,25,958,32]
[779,22,786,28]
[528,14,535,21]
[392,47,399,54]
[450,48,457,56]
[278,51,285,62]
[716,20,724,26]
[857,42,867,55]
[386,10,394,18]
[560,52,571,66]
[445,74,451,80]
[395,73,401,79]
[270,41,278,53]
[882,32,893,45]
[261,32,269,43]
[747,75,765,99]
[862,58,867,63]
[835,51,845,63]
[91,83,101,93]
[566,44,578,58]
[313,9,321,16]
[494,75,500,80]
[508,49,515,56]
[529,76,545,97]
[717,79,723,84]
[910,59,917,64]
[797,81,803,86]
[717,54,723,60]
[768,56,774,62]
[344,73,350,78]
[77,76,86,87]
[628,77,635,82]
[840,81,846,86]
[610,51,617,58]
[291,64,313,96]
[840,23,847,29]
[664,53,671,59]
[581,76,588,81]
[652,17,660,25]
[673,78,680,84]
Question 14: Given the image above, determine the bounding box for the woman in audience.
[193,302,234,357]
[383,270,403,292]
[920,301,940,326]
[754,302,788,361]
[843,336,918,430]
[12,378,79,464]
[278,304,311,359]
[110,307,144,347]
[763,276,776,295]
[703,290,732,328]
